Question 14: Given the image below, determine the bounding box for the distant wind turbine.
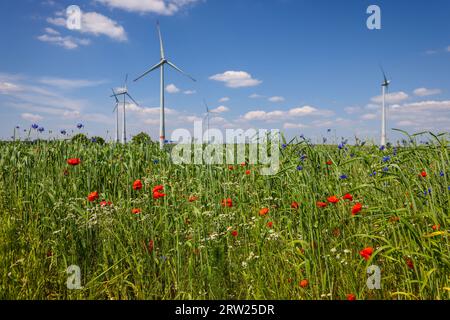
[380,67,391,146]
[111,88,120,143]
[111,74,139,144]
[203,99,210,144]
[134,21,196,149]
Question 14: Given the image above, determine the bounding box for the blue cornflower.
[370,171,377,177]
[424,188,432,196]
[300,154,307,161]
[60,130,67,135]
[282,144,287,149]
[300,134,305,139]
[382,156,391,163]
[393,148,398,156]
[350,153,355,158]
[77,123,84,129]
[448,186,450,191]
[296,165,303,171]
[440,171,444,177]
[153,160,160,164]
[31,124,39,129]
[340,174,348,180]
[91,137,97,143]
[338,143,344,150]
[382,167,389,172]
[38,127,45,133]
[16,126,20,129]
[380,145,385,151]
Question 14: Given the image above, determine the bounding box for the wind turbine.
[203,99,210,144]
[111,75,139,144]
[134,21,196,149]
[111,88,120,143]
[380,67,391,147]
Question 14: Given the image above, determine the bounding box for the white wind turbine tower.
[380,67,391,147]
[111,75,139,144]
[111,88,120,143]
[134,21,196,150]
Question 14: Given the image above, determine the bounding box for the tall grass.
[0,134,449,300]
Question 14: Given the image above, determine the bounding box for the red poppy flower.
[405,258,414,270]
[100,200,112,207]
[152,185,166,199]
[231,230,238,237]
[133,179,143,190]
[359,247,373,261]
[148,240,154,253]
[245,170,251,175]
[419,170,427,178]
[317,201,327,208]
[291,201,299,209]
[259,207,269,216]
[188,196,198,202]
[87,191,99,202]
[342,193,353,201]
[352,203,363,215]
[346,294,356,301]
[241,162,246,167]
[132,208,141,214]
[267,221,273,228]
[299,279,309,288]
[228,165,234,170]
[153,191,166,199]
[152,185,164,193]
[432,224,440,231]
[221,198,233,207]
[67,158,81,166]
[327,196,339,204]
[326,160,333,165]
[389,216,400,223]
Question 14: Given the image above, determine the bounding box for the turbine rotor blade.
[157,21,165,60]
[126,93,139,106]
[134,61,165,82]
[379,65,388,84]
[111,88,119,103]
[203,99,209,113]
[167,61,196,82]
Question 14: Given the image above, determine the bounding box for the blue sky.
[0,0,449,143]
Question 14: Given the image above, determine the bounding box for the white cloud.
[360,113,377,120]
[413,87,441,97]
[447,46,450,52]
[183,90,196,95]
[39,77,106,90]
[37,33,91,50]
[186,116,202,122]
[166,84,180,93]
[47,11,127,42]
[96,0,201,16]
[45,27,60,35]
[371,91,409,104]
[219,97,230,103]
[0,82,22,93]
[268,96,285,103]
[21,113,44,122]
[209,71,262,88]
[249,93,264,99]
[211,106,229,113]
[242,105,331,121]
[283,122,307,129]
[344,106,362,114]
